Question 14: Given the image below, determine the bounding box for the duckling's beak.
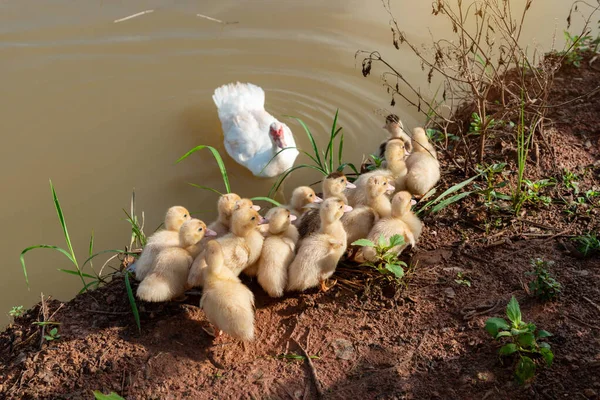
[410,199,417,206]
[313,196,323,203]
[259,216,268,225]
[345,182,356,189]
[343,205,353,213]
[405,151,411,157]
[252,205,261,211]
[205,228,218,237]
[387,184,395,192]
[289,214,297,222]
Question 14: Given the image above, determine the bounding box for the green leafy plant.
[43,327,61,341]
[468,112,496,136]
[561,30,595,67]
[352,234,408,280]
[454,272,471,287]
[485,296,554,384]
[8,305,25,318]
[268,110,359,197]
[93,391,126,400]
[562,169,580,194]
[365,154,385,172]
[526,259,561,301]
[572,233,600,257]
[473,162,510,206]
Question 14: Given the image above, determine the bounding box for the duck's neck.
[387,126,403,139]
[320,218,344,237]
[324,187,348,204]
[217,211,231,228]
[369,194,392,218]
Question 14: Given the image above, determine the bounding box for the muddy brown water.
[0,0,578,326]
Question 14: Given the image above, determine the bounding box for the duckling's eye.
[382,182,386,185]
[183,214,188,217]
[339,205,343,209]
[251,216,256,220]
[309,194,313,197]
[340,179,344,183]
[198,227,203,231]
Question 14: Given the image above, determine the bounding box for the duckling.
[208,194,261,237]
[136,219,215,302]
[254,207,299,297]
[347,139,407,207]
[378,114,412,158]
[404,127,440,198]
[134,206,191,281]
[287,198,352,292]
[342,175,395,246]
[297,172,355,239]
[362,191,419,261]
[201,241,255,341]
[187,205,265,287]
[286,186,322,223]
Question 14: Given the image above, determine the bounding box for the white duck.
[213,82,299,178]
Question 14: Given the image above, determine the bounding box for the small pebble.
[444,288,456,299]
[584,388,597,399]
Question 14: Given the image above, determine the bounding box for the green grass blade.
[258,147,321,176]
[58,269,97,279]
[250,196,282,207]
[337,129,344,168]
[176,145,230,193]
[123,209,147,247]
[49,180,78,267]
[433,174,480,203]
[79,280,99,294]
[124,271,141,334]
[187,183,223,196]
[284,116,323,169]
[269,164,327,198]
[337,162,360,175]
[88,230,94,258]
[325,109,340,172]
[20,245,77,287]
[430,191,473,213]
[81,249,136,271]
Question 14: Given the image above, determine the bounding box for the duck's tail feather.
[212,82,265,117]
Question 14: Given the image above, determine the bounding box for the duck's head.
[367,176,395,199]
[205,240,225,274]
[179,219,217,247]
[234,198,261,212]
[383,114,403,132]
[269,122,287,149]
[391,191,413,218]
[291,186,322,211]
[323,171,355,197]
[164,206,192,231]
[263,207,295,234]
[231,207,267,236]
[217,193,242,219]
[384,138,406,160]
[320,197,352,224]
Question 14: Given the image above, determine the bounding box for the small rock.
[574,270,590,277]
[443,267,465,273]
[444,288,456,299]
[584,388,597,399]
[332,338,355,360]
[584,140,592,149]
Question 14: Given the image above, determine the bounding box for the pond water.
[0,0,578,326]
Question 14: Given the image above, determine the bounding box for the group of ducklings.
[132,115,441,342]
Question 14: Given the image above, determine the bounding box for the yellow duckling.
[297,172,355,239]
[208,194,261,237]
[136,219,215,302]
[187,205,266,287]
[378,114,412,157]
[342,175,395,246]
[286,186,322,223]
[287,198,352,292]
[254,207,299,297]
[201,241,255,341]
[362,191,420,261]
[404,127,440,198]
[134,206,191,281]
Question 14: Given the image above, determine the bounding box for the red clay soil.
[1,57,599,400]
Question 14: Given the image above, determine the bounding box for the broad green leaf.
[43,335,54,341]
[511,328,529,336]
[93,391,126,400]
[378,234,387,248]
[495,331,512,339]
[388,234,405,248]
[352,239,375,247]
[124,272,141,334]
[538,342,551,349]
[176,145,230,193]
[485,317,510,337]
[515,356,536,384]
[540,347,554,367]
[385,263,405,279]
[50,327,58,336]
[517,332,536,348]
[536,330,553,338]
[506,296,522,326]
[498,343,518,356]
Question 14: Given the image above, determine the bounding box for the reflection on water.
[0,0,576,326]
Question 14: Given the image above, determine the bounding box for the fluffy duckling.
[347,139,407,207]
[286,186,322,223]
[342,175,395,246]
[187,205,265,287]
[362,191,420,261]
[254,207,299,297]
[287,198,352,292]
[404,127,440,198]
[136,219,215,302]
[201,241,255,341]
[208,194,261,237]
[134,206,191,281]
[378,114,412,157]
[297,172,355,239]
